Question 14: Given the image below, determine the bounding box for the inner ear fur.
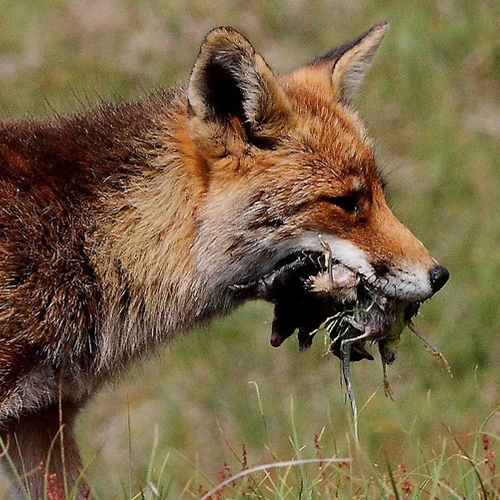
[188,27,291,143]
[287,22,389,105]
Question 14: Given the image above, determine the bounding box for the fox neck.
[92,95,245,372]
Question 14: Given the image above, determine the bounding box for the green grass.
[1,0,500,497]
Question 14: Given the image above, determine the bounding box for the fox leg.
[0,402,89,499]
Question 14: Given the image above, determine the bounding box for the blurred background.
[0,0,499,497]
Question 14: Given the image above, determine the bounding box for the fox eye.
[323,195,359,214]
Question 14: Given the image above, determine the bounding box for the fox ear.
[290,22,388,105]
[188,27,291,141]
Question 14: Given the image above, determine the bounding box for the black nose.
[429,264,450,294]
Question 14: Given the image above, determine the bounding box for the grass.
[1,0,500,497]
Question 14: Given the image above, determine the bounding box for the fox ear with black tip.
[188,27,292,145]
[288,22,389,105]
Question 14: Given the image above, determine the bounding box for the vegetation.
[0,0,499,497]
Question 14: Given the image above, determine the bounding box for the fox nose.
[429,264,449,294]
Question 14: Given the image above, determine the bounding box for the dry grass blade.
[408,322,451,374]
[199,457,352,500]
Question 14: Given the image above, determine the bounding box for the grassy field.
[1,0,500,497]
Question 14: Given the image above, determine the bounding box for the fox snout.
[352,196,450,303]
[315,233,448,305]
[367,252,449,303]
[363,233,449,304]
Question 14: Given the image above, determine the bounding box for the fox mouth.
[235,251,421,362]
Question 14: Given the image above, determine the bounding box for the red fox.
[0,23,448,498]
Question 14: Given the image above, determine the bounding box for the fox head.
[187,24,449,307]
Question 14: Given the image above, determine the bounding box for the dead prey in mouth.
[235,236,450,439]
